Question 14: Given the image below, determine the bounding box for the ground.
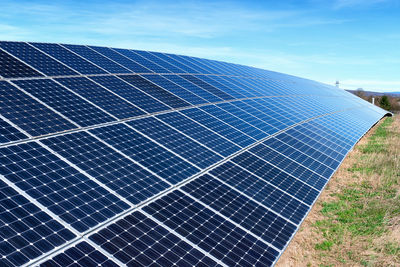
[277,115,400,267]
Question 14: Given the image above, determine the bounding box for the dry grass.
[277,115,400,267]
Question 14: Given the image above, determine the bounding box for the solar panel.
[0,81,76,136]
[90,75,169,113]
[0,42,78,76]
[118,74,190,108]
[30,43,106,75]
[13,79,115,127]
[0,49,43,78]
[0,41,389,266]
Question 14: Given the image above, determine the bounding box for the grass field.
[277,115,400,266]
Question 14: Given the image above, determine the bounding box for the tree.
[354,88,366,100]
[380,95,391,111]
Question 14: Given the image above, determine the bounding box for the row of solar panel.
[0,41,328,87]
[0,73,375,144]
[0,41,371,104]
[0,105,383,266]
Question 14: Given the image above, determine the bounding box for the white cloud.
[333,0,390,9]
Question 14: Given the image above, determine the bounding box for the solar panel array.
[0,41,388,266]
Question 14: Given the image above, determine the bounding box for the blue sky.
[1,0,399,92]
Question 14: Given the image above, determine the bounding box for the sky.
[1,0,399,92]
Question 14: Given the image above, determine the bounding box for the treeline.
[354,89,400,112]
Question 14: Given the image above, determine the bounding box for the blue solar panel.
[90,211,219,266]
[128,117,222,169]
[0,81,76,136]
[262,136,336,178]
[41,131,170,206]
[158,111,242,158]
[13,79,115,127]
[114,49,170,73]
[196,75,246,99]
[0,141,130,232]
[209,161,309,225]
[133,50,185,73]
[180,108,255,148]
[0,49,43,78]
[143,190,279,266]
[30,43,106,75]
[90,123,200,184]
[162,74,221,102]
[200,104,267,140]
[118,74,190,108]
[0,179,75,266]
[249,144,328,190]
[90,75,169,113]
[0,42,78,76]
[0,118,28,144]
[166,53,212,74]
[182,174,297,249]
[180,74,234,100]
[232,151,319,205]
[149,51,200,73]
[89,46,152,73]
[40,241,118,267]
[0,41,389,266]
[62,44,132,74]
[55,77,145,119]
[142,74,207,105]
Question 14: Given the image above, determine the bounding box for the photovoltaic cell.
[41,131,170,206]
[90,211,219,266]
[262,136,335,178]
[209,161,309,225]
[133,50,185,73]
[0,118,28,144]
[197,75,246,99]
[162,74,221,102]
[13,79,115,127]
[180,108,255,148]
[55,77,145,119]
[89,46,152,73]
[62,44,132,74]
[200,104,266,140]
[0,81,76,136]
[90,123,200,184]
[0,180,75,267]
[30,43,106,75]
[114,49,170,73]
[232,151,319,205]
[118,74,190,108]
[150,52,200,73]
[142,74,207,105]
[0,49,43,78]
[157,111,241,157]
[90,75,169,113]
[128,117,222,169]
[143,190,280,266]
[40,241,118,267]
[182,174,297,250]
[249,144,328,190]
[0,42,78,76]
[0,142,129,232]
[180,74,234,100]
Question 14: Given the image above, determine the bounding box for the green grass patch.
[312,116,400,264]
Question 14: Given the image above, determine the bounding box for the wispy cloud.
[333,0,391,9]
